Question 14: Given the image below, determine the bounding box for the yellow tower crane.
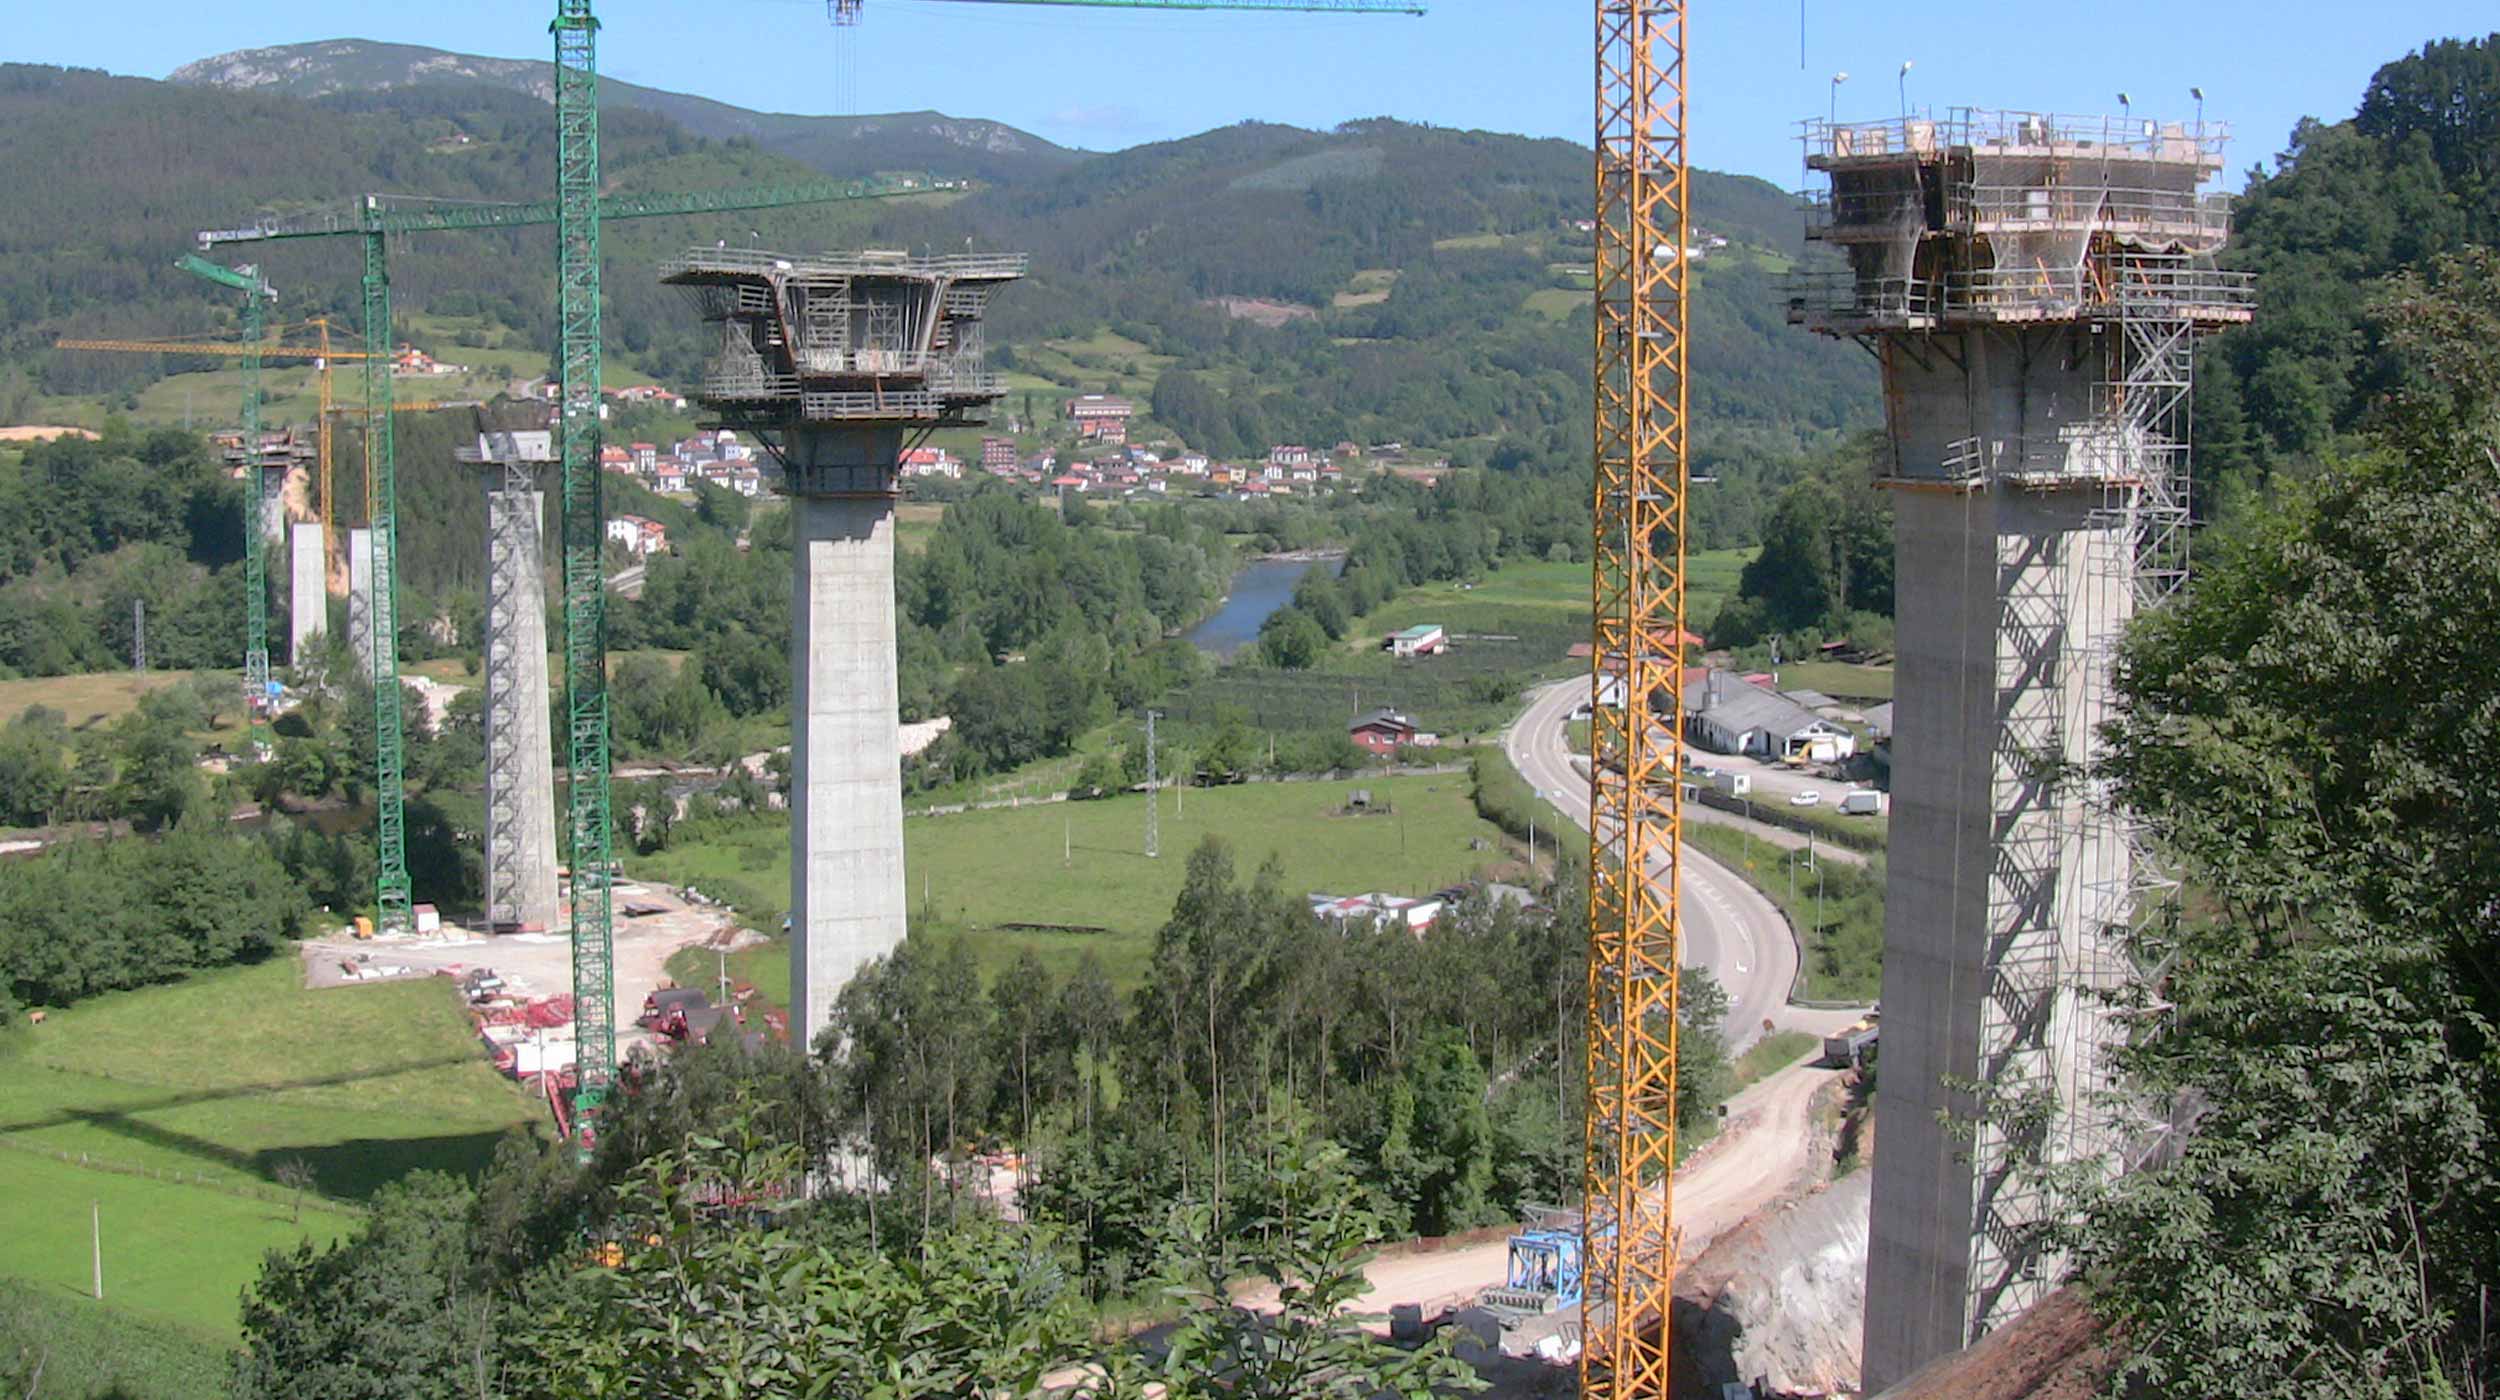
[1584,2,1690,1397]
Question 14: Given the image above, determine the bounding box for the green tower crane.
[553,0,613,1114]
[174,254,278,749]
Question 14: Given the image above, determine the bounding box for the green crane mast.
[198,175,942,992]
[553,0,612,1110]
[174,255,276,748]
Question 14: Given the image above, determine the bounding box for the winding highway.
[1504,680,1832,1049]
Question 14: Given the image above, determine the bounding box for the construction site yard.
[297,877,763,1066]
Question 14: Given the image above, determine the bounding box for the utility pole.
[1144,709,1161,858]
[90,1200,102,1300]
[131,600,146,674]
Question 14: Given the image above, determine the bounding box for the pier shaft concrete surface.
[789,464,908,1049]
[287,522,326,667]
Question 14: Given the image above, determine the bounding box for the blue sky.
[11,1,2493,186]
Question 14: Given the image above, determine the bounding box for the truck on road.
[1822,1017,1879,1067]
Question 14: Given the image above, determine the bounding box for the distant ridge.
[170,38,1087,187]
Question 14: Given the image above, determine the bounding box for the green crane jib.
[175,254,277,748]
[194,172,942,960]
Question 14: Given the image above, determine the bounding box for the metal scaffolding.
[463,428,561,935]
[1792,104,2251,1362]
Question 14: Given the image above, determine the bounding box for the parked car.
[1788,790,1822,807]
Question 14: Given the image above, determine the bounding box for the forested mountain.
[0,53,1875,473]
[169,39,1083,187]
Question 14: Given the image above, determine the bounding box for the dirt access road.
[1242,1054,1847,1328]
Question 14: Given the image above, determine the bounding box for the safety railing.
[797,389,986,420]
[1785,271,1945,326]
[1803,109,2228,166]
[1956,185,2229,242]
[1791,265,2253,328]
[665,248,1028,281]
[697,367,799,401]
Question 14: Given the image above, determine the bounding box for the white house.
[606,514,667,558]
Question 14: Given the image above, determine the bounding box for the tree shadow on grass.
[6,1053,523,1204]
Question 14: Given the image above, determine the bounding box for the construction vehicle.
[1823,1017,1880,1068]
[1479,1204,1592,1319]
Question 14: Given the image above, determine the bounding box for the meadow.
[0,959,534,1204]
[0,1152,353,1345]
[637,770,1520,989]
[0,957,537,1340]
[0,669,240,740]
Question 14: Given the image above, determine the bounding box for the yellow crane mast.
[1584,1,1690,1397]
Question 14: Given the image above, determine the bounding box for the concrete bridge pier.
[785,438,909,1052]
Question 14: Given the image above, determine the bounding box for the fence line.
[0,1135,370,1219]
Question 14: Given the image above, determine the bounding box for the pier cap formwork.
[664,247,1026,495]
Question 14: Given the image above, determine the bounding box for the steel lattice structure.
[171,257,276,746]
[361,234,415,931]
[1584,2,1688,1396]
[553,0,616,1107]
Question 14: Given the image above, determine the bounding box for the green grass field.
[1521,288,1584,320]
[0,959,535,1204]
[0,1152,354,1344]
[1350,549,1750,656]
[637,772,1515,988]
[0,1278,231,1397]
[1773,660,1894,702]
[1011,328,1177,399]
[0,669,239,738]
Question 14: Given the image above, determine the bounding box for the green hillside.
[169,38,1085,187]
[1,57,1874,470]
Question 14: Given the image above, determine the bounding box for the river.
[1181,554,1343,658]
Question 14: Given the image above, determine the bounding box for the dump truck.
[1822,1018,1880,1067]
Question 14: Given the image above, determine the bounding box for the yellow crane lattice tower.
[1584,1,1688,1397]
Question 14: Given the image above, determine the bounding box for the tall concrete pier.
[287,521,327,667]
[1789,108,2252,1383]
[346,526,375,674]
[464,429,561,934]
[667,246,1023,1050]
